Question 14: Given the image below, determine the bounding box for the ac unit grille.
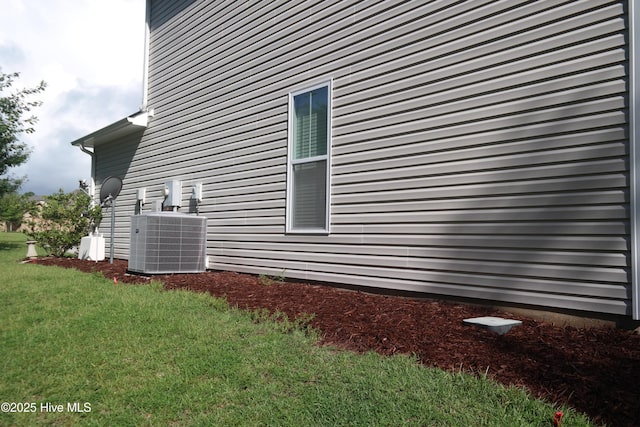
[128,213,207,274]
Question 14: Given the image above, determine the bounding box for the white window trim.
[286,80,332,234]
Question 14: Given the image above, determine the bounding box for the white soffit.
[69,110,149,149]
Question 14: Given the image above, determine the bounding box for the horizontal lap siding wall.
[120,0,630,315]
[94,131,144,258]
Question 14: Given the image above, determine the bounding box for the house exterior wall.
[97,0,632,316]
[94,129,143,256]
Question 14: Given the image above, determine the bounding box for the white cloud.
[0,0,145,195]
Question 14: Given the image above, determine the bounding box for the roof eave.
[70,110,150,149]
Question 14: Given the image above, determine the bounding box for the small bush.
[24,189,101,257]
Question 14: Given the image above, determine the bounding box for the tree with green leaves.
[0,70,46,197]
[25,189,102,257]
[0,191,35,231]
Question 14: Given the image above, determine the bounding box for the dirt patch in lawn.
[33,257,640,426]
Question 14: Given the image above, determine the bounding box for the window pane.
[292,160,326,229]
[293,86,328,160]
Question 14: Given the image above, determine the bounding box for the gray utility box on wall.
[129,212,207,274]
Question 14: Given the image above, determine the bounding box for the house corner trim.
[629,0,640,319]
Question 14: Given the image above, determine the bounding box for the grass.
[0,232,594,426]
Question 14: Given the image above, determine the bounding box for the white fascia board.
[629,0,640,320]
[69,110,149,149]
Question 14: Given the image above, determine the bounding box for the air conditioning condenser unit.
[128,212,207,274]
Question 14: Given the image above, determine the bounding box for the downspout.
[629,0,640,320]
[79,142,96,208]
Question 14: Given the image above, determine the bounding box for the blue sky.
[0,0,146,195]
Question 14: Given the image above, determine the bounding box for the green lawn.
[0,232,593,426]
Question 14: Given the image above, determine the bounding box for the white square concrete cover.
[462,316,522,335]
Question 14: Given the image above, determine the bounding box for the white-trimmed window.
[286,81,332,233]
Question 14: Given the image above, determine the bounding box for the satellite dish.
[99,176,122,264]
[100,176,123,206]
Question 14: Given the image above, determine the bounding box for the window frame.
[286,80,332,234]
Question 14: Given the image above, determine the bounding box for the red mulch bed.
[33,257,640,426]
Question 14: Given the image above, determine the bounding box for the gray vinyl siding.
[103,0,630,316]
[93,131,143,258]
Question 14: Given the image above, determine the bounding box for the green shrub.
[24,189,101,256]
